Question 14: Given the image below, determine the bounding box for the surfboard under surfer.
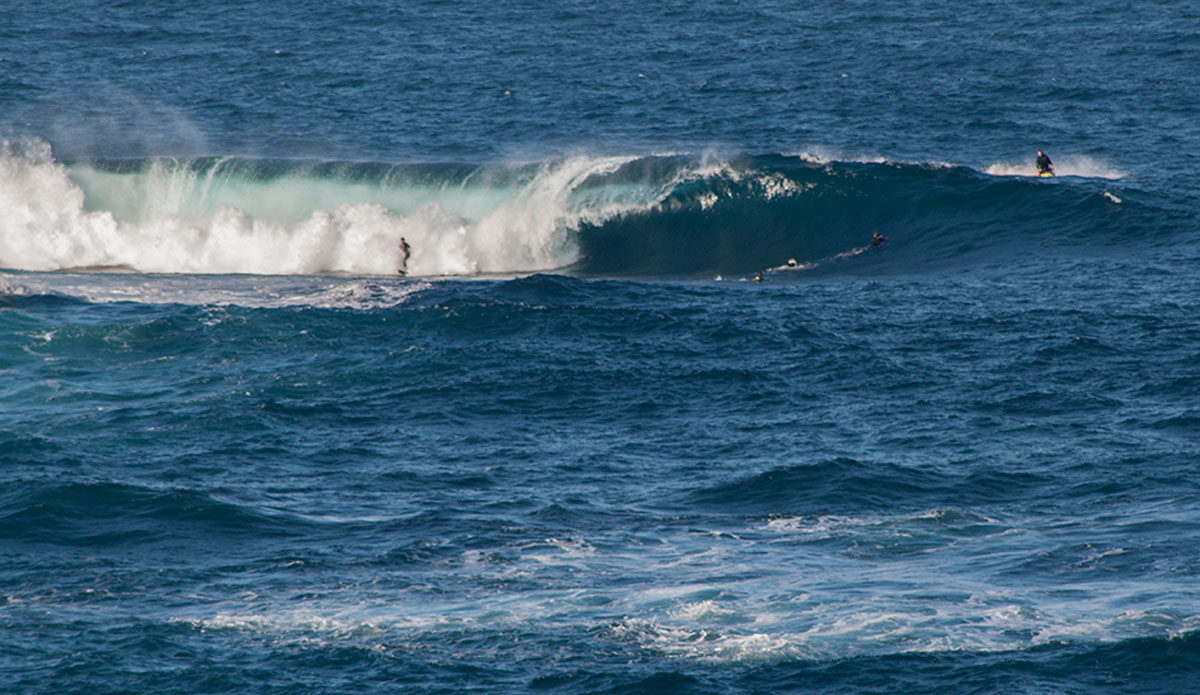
[1036,150,1054,177]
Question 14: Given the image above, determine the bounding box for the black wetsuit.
[400,239,412,274]
[1036,152,1053,175]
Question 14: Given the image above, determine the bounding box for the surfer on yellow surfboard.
[1036,150,1055,177]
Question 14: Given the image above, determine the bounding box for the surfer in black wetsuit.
[399,237,412,275]
[1036,150,1054,176]
[872,231,887,248]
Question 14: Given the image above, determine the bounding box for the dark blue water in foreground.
[3,2,1200,693]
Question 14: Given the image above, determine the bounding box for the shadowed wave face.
[572,154,1161,276]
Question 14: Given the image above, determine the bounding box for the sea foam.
[985,154,1128,179]
[0,140,660,276]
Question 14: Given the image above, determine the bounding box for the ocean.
[2,1,1199,693]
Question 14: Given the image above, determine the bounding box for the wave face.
[1,140,1172,278]
[575,153,1161,276]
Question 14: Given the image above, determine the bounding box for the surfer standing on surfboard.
[398,237,412,275]
[1036,150,1055,177]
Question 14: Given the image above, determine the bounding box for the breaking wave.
[0,139,1171,279]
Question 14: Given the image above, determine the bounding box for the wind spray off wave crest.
[0,140,654,276]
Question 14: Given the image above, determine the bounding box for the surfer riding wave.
[1036,150,1054,177]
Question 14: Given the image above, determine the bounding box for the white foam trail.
[0,139,668,276]
[986,154,1127,179]
[0,271,431,310]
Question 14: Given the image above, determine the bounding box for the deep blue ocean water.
[3,2,1200,693]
